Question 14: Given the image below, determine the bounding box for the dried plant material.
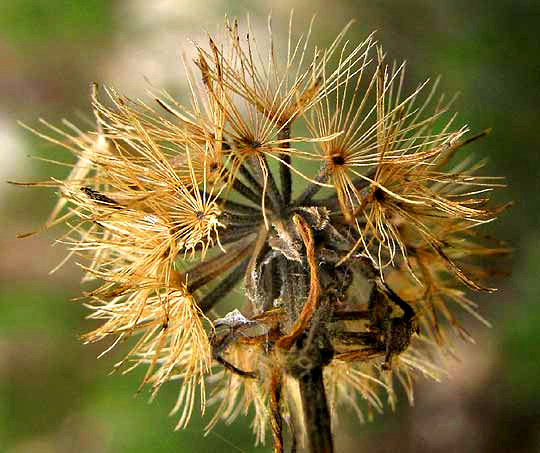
[13,13,508,453]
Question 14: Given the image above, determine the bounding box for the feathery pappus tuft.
[13,13,508,453]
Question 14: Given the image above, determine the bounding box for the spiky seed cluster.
[17,15,507,450]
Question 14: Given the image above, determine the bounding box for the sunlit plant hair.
[13,14,508,453]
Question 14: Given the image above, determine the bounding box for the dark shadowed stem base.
[298,366,334,453]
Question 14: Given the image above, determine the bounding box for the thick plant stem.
[298,366,334,453]
[278,126,292,206]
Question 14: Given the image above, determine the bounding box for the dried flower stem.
[298,366,334,453]
[270,367,284,453]
[279,126,292,206]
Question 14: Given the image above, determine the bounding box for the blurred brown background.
[1,1,539,452]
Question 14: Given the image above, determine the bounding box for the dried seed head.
[15,13,508,449]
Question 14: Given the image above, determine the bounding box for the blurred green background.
[1,1,539,452]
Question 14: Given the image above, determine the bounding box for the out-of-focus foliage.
[0,0,113,46]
